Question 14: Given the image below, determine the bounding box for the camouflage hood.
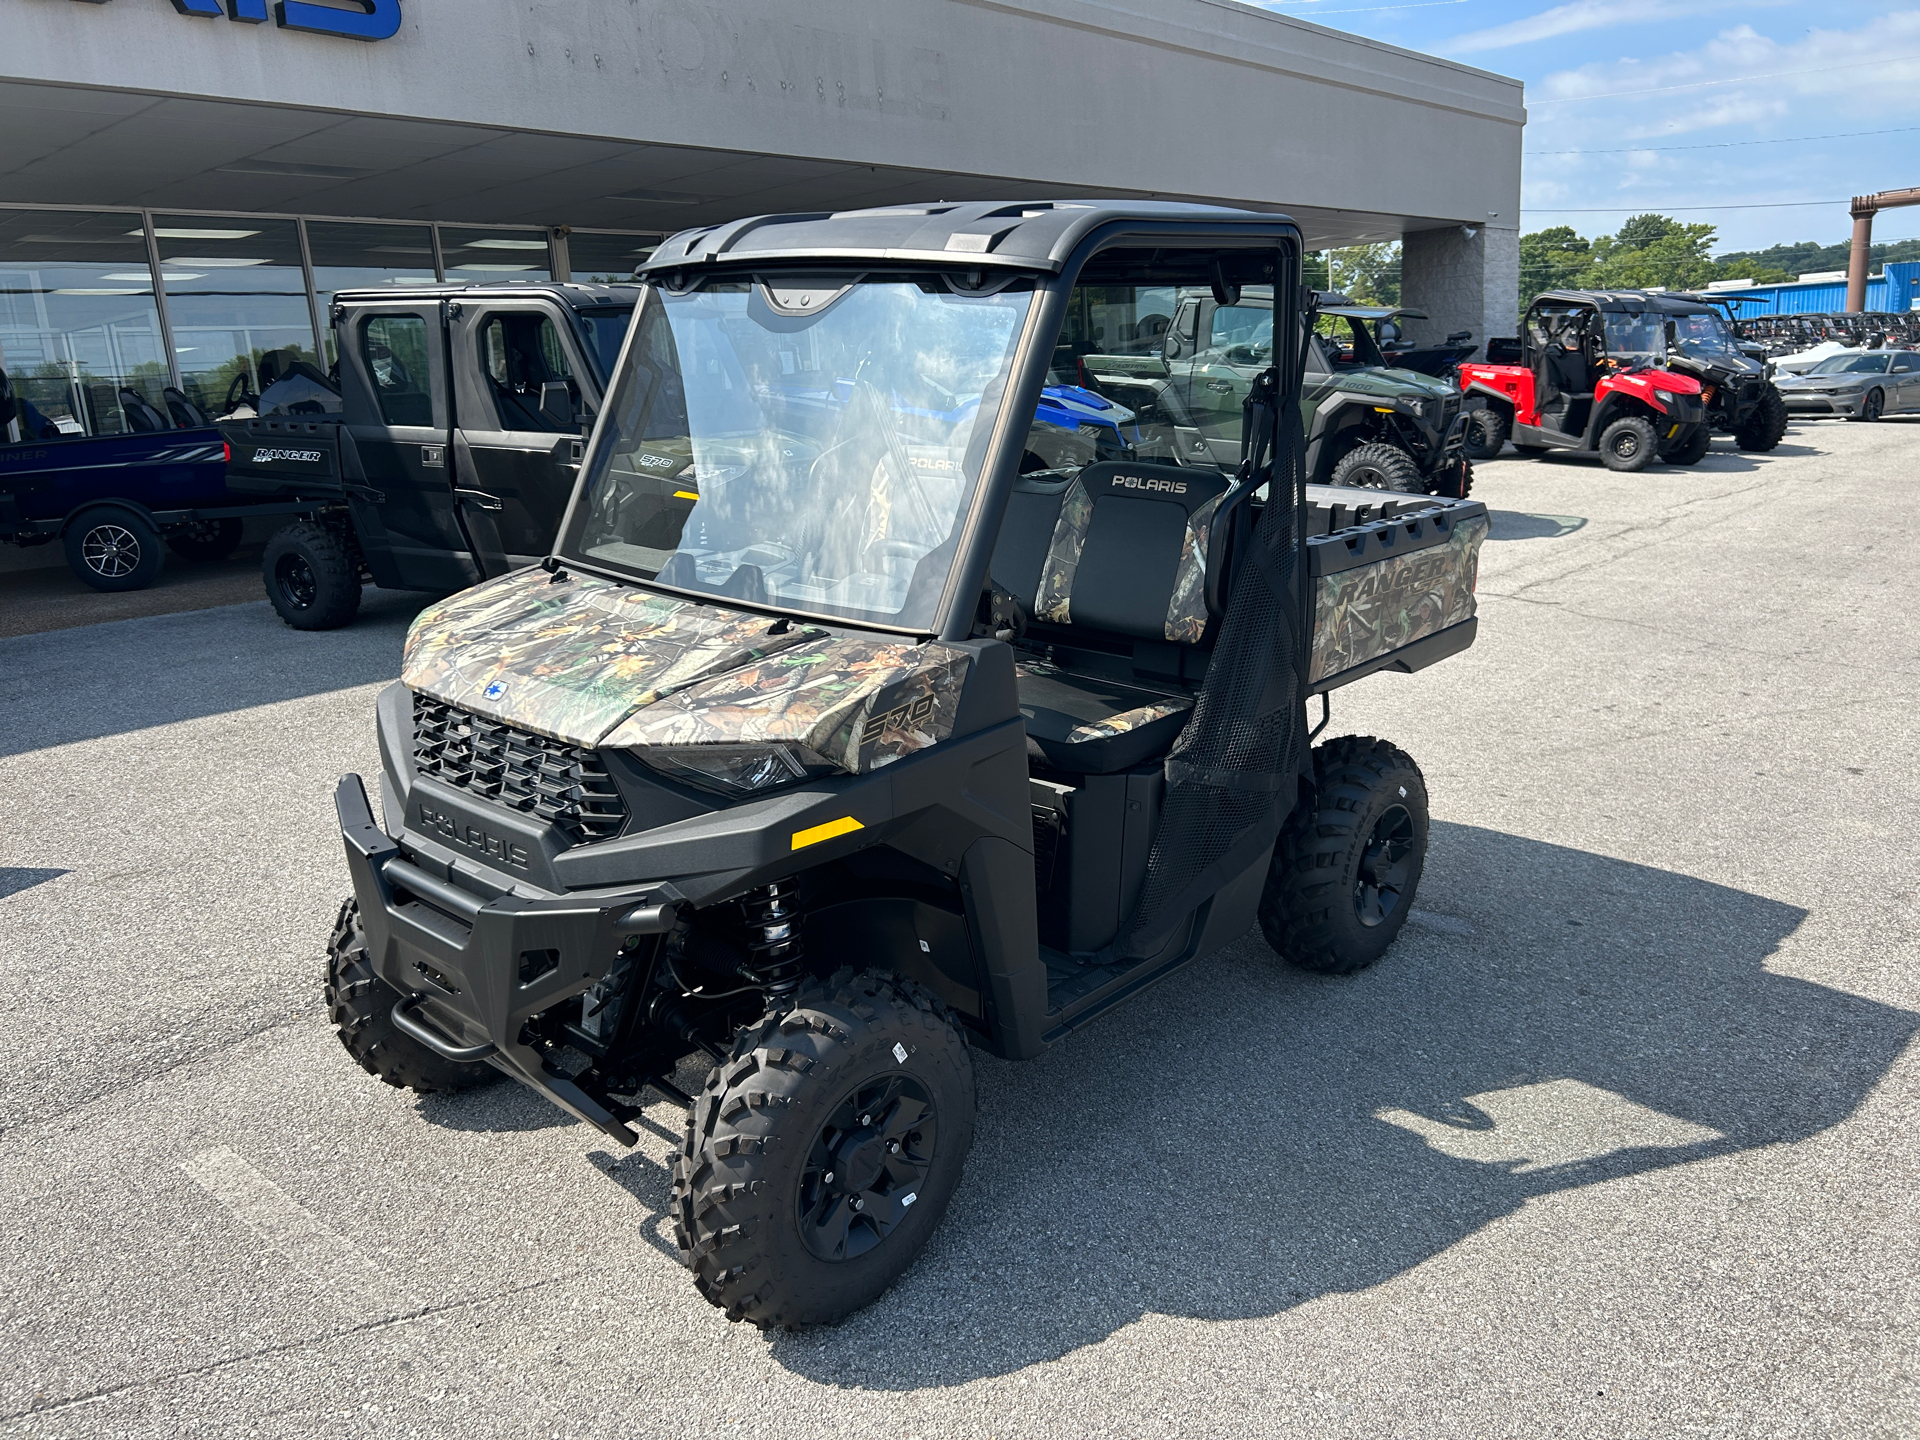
[402,568,971,770]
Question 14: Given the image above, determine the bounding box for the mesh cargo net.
[1121,378,1306,959]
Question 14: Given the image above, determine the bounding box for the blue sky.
[1248,0,1920,256]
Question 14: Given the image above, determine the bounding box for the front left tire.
[1598,415,1658,472]
[674,969,975,1328]
[1329,440,1425,492]
[1734,386,1789,451]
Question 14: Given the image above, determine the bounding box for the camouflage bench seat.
[987,460,1245,775]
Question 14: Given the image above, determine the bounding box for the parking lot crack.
[0,1276,570,1424]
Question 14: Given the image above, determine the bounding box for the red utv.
[1458,291,1707,472]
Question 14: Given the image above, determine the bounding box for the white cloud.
[1533,15,1920,118]
[1444,0,1674,55]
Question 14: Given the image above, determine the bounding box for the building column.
[1400,224,1520,350]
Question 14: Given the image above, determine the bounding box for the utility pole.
[1846,187,1920,312]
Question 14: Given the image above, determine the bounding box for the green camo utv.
[1070,288,1473,497]
[325,201,1489,1328]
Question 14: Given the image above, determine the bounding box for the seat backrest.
[1028,461,1236,645]
[119,388,168,433]
[163,386,209,428]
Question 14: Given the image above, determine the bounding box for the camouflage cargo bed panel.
[1302,487,1489,686]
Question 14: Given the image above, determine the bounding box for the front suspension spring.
[738,878,805,1004]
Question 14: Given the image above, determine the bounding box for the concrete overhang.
[0,0,1523,248]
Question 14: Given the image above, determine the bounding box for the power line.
[1530,51,1920,105]
[1527,124,1920,156]
[1264,0,1470,12]
[1523,200,1843,212]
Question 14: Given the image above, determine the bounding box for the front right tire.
[1462,408,1509,460]
[324,899,499,1094]
[1734,386,1789,451]
[1659,425,1711,466]
[674,969,974,1328]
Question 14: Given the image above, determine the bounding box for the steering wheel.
[224,372,257,414]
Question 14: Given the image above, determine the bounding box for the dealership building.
[1,0,1521,459]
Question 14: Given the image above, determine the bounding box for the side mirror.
[539,380,574,428]
[1665,320,1679,346]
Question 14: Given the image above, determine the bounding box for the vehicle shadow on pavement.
[768,821,1919,1389]
[0,587,432,758]
[1484,511,1587,542]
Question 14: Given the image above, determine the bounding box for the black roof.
[640,200,1297,275]
[1531,287,1714,316]
[328,281,638,310]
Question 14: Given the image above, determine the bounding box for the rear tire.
[165,517,244,563]
[1258,736,1428,975]
[1462,408,1509,460]
[324,899,499,1094]
[1659,425,1711,466]
[1734,387,1789,451]
[1329,441,1424,493]
[674,968,975,1329]
[65,505,164,592]
[1598,415,1657,472]
[263,520,361,630]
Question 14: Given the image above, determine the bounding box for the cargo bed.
[1303,484,1488,692]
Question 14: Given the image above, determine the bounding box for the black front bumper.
[336,774,677,1144]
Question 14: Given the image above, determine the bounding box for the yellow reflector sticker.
[792,816,863,850]
[673,490,699,500]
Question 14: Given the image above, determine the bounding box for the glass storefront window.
[305,220,440,364]
[153,214,318,418]
[439,226,552,282]
[566,231,658,284]
[0,208,170,440]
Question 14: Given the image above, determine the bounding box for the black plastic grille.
[411,694,627,845]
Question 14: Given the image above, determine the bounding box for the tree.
[1518,226,1591,310]
[1327,242,1401,305]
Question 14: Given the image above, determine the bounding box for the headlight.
[1395,396,1439,424]
[636,743,833,796]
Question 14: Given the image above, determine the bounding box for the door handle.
[455,488,503,511]
[421,445,445,466]
[1205,378,1234,393]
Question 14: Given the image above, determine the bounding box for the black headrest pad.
[1075,461,1230,515]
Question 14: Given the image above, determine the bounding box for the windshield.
[560,275,1034,631]
[1667,310,1737,352]
[578,309,634,381]
[1809,354,1892,374]
[1602,312,1665,358]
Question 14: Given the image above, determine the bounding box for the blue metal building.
[1706,262,1920,317]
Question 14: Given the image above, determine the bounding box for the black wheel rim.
[81,524,141,578]
[797,1073,937,1262]
[1611,429,1641,459]
[275,552,318,610]
[1865,391,1882,420]
[1354,804,1415,928]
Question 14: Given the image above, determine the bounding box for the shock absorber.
[738,878,805,1004]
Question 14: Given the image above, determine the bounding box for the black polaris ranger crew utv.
[325,202,1489,1328]
[220,283,636,629]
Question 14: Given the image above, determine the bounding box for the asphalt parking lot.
[2,420,1916,1439]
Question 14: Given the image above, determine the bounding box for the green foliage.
[1520,217,1920,313]
[1305,245,1401,304]
[1712,236,1920,277]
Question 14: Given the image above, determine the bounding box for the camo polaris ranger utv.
[325,202,1489,1328]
